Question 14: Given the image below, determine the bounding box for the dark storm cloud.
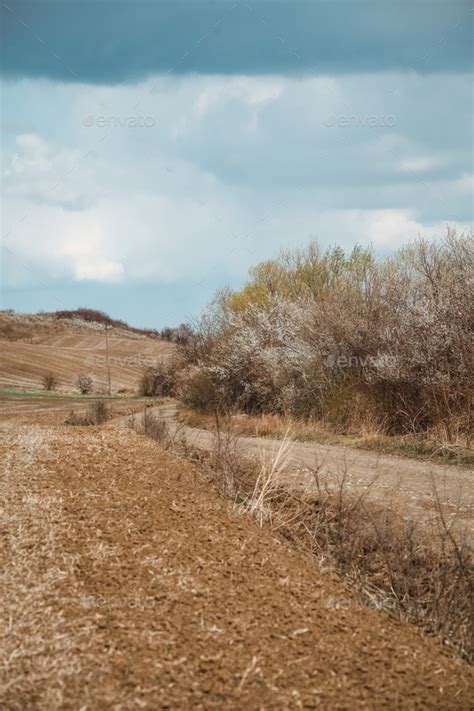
[1,0,472,84]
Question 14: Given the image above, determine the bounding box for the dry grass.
[272,469,474,663]
[128,407,187,453]
[0,426,81,708]
[242,436,293,526]
[64,400,110,426]
[178,406,474,468]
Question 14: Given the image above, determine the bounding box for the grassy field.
[0,386,160,401]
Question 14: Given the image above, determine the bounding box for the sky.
[1,0,472,328]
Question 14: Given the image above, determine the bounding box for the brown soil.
[0,395,148,426]
[1,423,473,709]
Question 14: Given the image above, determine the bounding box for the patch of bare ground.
[134,412,473,661]
[1,424,473,709]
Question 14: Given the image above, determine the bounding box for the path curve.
[115,402,474,543]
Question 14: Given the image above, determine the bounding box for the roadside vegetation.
[65,400,110,425]
[130,412,474,663]
[137,358,182,397]
[178,407,474,468]
[177,228,473,455]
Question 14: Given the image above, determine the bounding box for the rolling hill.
[0,310,175,394]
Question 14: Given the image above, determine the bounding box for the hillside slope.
[0,311,175,394]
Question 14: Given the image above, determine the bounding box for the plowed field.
[0,313,174,393]
[1,424,473,709]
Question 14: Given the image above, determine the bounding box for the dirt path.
[1,394,472,540]
[1,423,473,709]
[120,402,474,543]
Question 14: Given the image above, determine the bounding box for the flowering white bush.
[77,372,94,395]
[202,298,320,412]
[181,229,473,442]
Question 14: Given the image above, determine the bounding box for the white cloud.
[58,222,124,283]
[74,260,124,282]
[3,132,89,209]
[399,158,438,173]
[193,76,287,117]
[1,71,472,296]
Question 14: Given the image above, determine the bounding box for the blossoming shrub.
[181,229,473,443]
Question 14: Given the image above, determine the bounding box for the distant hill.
[0,310,175,394]
[52,308,161,339]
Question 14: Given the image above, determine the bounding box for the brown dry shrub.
[180,368,221,412]
[128,407,183,453]
[77,372,94,395]
[138,358,180,397]
[42,373,57,391]
[142,407,169,442]
[64,400,110,426]
[91,400,109,424]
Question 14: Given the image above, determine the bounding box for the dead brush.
[197,409,286,504]
[42,372,57,391]
[129,407,188,453]
[142,407,169,443]
[209,412,246,497]
[265,465,474,662]
[64,401,110,426]
[202,421,474,661]
[91,400,109,424]
[241,434,294,526]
